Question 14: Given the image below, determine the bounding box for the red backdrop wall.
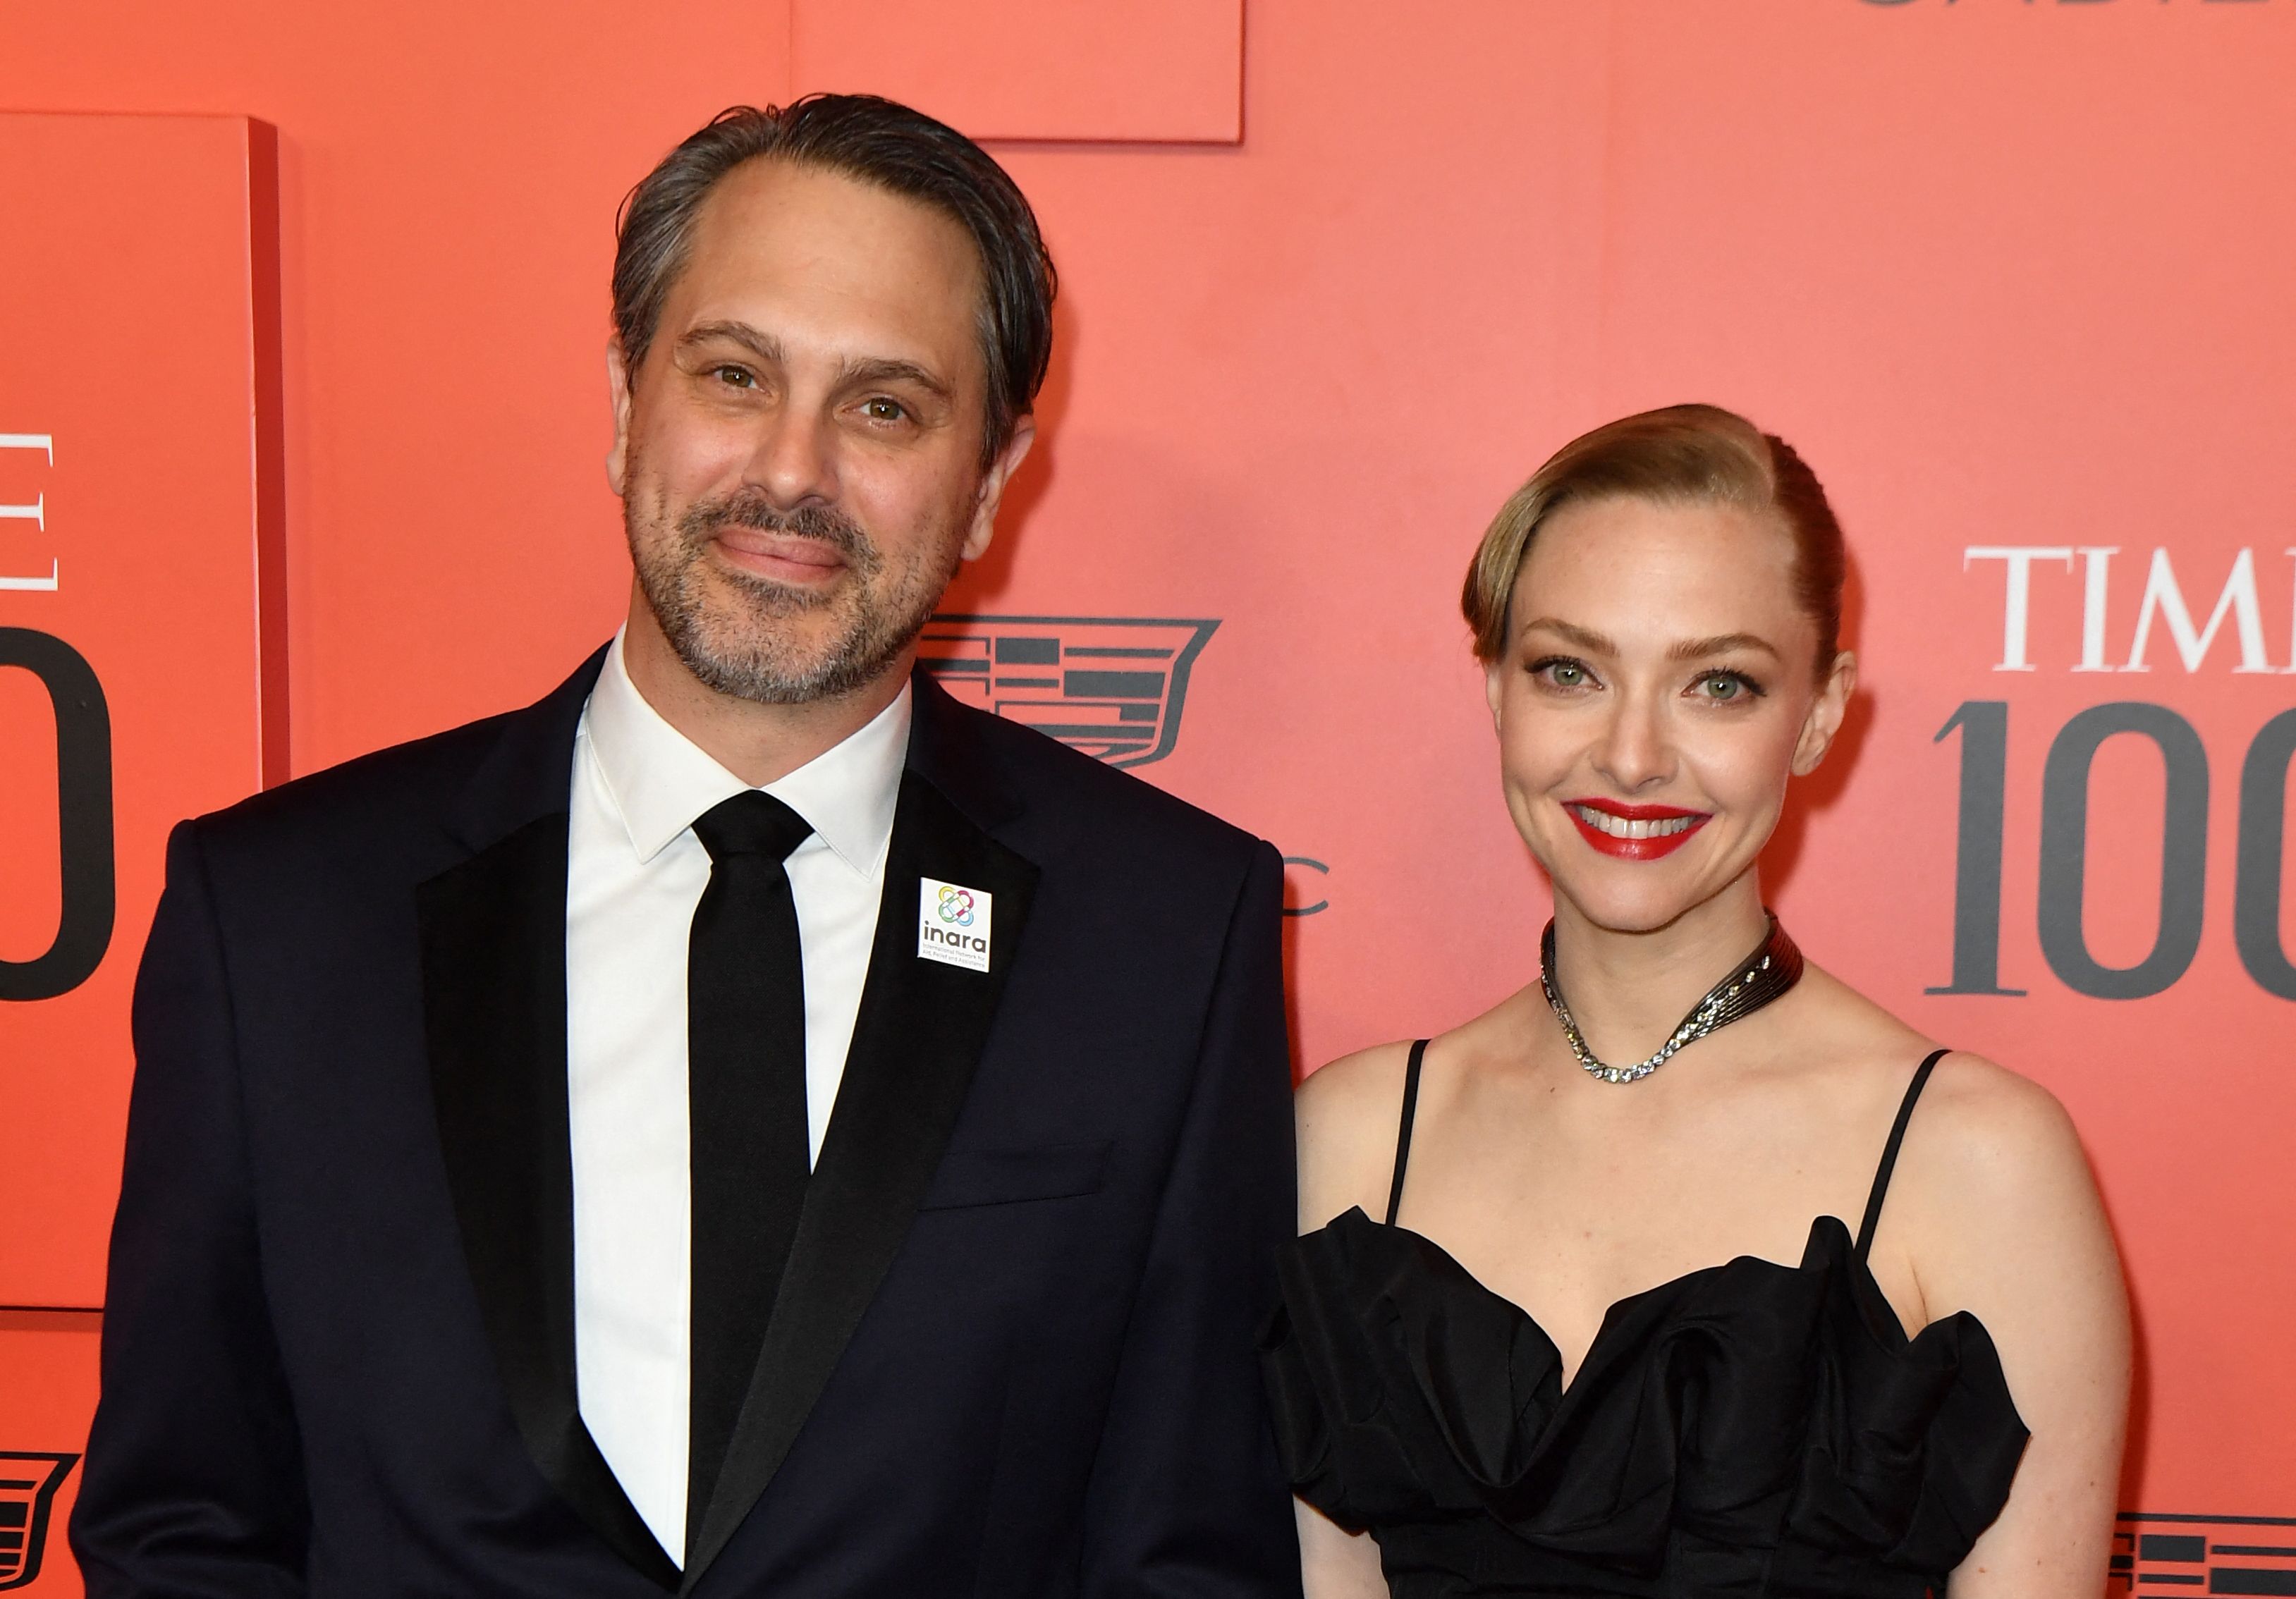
[4,3,2293,1591]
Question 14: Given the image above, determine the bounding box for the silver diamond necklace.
[1539,913,1805,1085]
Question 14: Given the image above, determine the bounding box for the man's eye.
[862,397,908,422]
[713,366,755,388]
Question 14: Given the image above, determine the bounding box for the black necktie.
[685,790,813,1550]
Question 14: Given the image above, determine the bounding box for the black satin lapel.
[441,645,609,852]
[420,812,680,1591]
[682,769,1039,1588]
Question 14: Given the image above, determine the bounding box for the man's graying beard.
[628,487,957,705]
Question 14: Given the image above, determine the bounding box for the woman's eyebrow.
[1668,632,1781,661]
[1517,617,1618,654]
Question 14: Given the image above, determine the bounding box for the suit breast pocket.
[917,1140,1112,1211]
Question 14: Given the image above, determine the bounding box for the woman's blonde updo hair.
[1462,403,1846,675]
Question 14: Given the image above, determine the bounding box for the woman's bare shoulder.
[1796,962,2082,1172]
[1905,1048,2092,1203]
[1294,1039,1419,1231]
[1295,994,1537,1230]
[1757,971,2083,1223]
[1296,1038,1417,1129]
[1893,1050,2128,1454]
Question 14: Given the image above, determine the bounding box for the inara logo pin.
[917,877,992,972]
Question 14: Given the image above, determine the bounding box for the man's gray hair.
[611,94,1058,468]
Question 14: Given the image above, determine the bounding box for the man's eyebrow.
[673,325,953,404]
[1516,617,1619,654]
[1668,632,1781,661]
[678,321,782,364]
[837,355,954,403]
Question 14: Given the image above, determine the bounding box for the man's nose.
[743,404,839,510]
[1590,690,1673,792]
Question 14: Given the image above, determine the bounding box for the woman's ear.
[1792,650,1857,776]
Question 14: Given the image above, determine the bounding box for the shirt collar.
[582,630,910,874]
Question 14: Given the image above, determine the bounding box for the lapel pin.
[917,876,993,972]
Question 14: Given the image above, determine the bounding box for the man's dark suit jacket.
[71,649,1301,1598]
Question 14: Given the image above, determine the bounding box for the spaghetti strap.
[1855,1048,1950,1261]
[1385,1039,1431,1227]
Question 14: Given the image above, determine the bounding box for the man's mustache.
[677,494,877,571]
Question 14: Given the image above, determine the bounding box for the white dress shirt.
[566,632,910,1565]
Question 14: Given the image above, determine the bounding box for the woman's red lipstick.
[1562,798,1711,861]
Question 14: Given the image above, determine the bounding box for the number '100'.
[1932,702,2296,1000]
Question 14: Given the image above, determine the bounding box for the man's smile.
[711,527,852,586]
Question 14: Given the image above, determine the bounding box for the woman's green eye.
[1551,663,1584,686]
[1704,674,1740,699]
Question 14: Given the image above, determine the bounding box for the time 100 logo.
[1931,701,2296,1000]
[3,429,114,1004]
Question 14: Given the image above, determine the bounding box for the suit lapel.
[684,685,1039,1588]
[420,649,680,1591]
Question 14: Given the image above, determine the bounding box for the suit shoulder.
[953,698,1266,871]
[185,705,525,854]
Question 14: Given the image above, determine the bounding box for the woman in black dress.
[1264,405,2128,1597]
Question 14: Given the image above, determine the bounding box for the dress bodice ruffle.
[1261,1206,2027,1598]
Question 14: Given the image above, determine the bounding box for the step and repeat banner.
[2,1,2292,1591]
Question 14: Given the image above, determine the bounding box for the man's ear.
[1792,650,1859,776]
[605,338,635,496]
[959,414,1038,563]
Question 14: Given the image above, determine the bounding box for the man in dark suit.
[71,95,1300,1597]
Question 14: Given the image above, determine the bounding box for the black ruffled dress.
[1260,1047,2029,1598]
